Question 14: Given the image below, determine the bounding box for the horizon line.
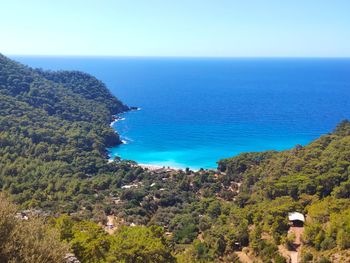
[5,53,350,59]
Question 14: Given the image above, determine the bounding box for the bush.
[318,256,331,263]
[284,232,296,251]
[274,254,287,263]
[110,226,175,263]
[302,252,313,262]
[320,237,336,250]
[0,194,68,263]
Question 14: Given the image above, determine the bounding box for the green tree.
[109,226,175,263]
[0,194,68,263]
[70,221,111,263]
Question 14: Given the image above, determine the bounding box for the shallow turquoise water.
[13,57,350,169]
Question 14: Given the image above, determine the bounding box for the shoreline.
[109,107,141,144]
[108,108,206,172]
[110,106,141,127]
[138,163,184,171]
[138,163,208,172]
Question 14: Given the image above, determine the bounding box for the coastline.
[138,163,184,171]
[108,106,140,159]
[108,107,206,172]
[110,106,140,142]
[110,117,125,127]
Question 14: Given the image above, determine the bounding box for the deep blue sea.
[12,56,350,169]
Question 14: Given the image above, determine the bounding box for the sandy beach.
[138,163,183,171]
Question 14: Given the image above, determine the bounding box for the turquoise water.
[13,57,350,169]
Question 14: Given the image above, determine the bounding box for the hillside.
[216,120,350,262]
[0,54,349,262]
[0,54,129,210]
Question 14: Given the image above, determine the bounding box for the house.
[121,184,138,189]
[288,212,305,227]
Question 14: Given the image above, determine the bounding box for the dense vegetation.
[1,54,350,262]
[55,215,175,263]
[0,53,129,212]
[0,193,68,262]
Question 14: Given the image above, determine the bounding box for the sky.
[1,0,350,57]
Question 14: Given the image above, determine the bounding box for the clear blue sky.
[1,0,350,57]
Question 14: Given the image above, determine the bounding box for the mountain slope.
[218,120,350,204]
[0,54,128,209]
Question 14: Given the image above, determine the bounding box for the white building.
[288,212,305,226]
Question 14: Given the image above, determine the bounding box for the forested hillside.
[1,54,349,262]
[215,120,350,262]
[0,53,129,210]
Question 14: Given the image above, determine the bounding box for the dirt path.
[236,251,253,263]
[289,226,304,245]
[106,215,116,234]
[278,245,291,262]
[290,251,298,263]
[280,226,304,263]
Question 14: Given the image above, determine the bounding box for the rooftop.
[288,212,305,222]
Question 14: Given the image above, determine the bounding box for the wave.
[110,117,126,126]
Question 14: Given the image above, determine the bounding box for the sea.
[12,56,350,169]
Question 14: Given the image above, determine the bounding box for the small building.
[121,184,138,189]
[106,223,114,229]
[288,212,305,227]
